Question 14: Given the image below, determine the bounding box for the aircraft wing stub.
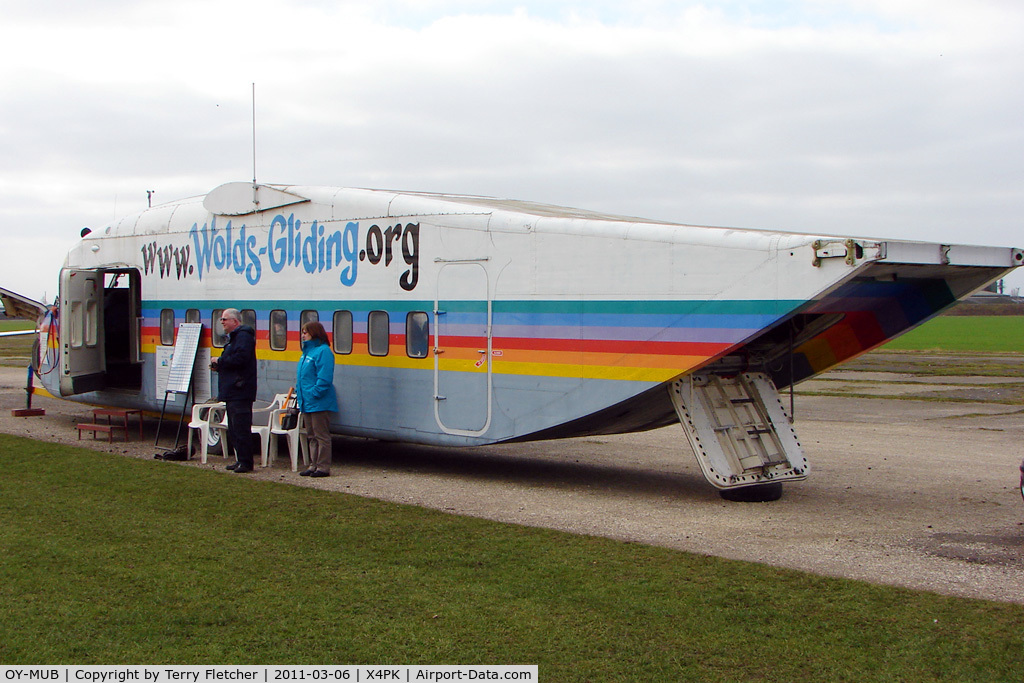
[203,182,310,216]
[879,242,1024,268]
[812,238,878,267]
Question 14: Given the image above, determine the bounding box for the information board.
[166,323,202,393]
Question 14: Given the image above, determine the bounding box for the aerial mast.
[251,82,259,212]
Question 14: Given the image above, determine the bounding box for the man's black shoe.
[233,466,253,474]
[226,463,239,470]
[309,470,330,478]
[299,469,314,476]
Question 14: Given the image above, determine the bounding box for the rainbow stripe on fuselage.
[139,297,803,444]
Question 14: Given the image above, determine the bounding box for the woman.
[295,321,338,477]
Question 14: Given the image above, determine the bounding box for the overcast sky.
[2,0,1023,303]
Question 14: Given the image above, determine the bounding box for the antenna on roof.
[251,82,259,212]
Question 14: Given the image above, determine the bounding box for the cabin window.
[185,309,201,324]
[368,311,389,356]
[211,309,226,347]
[160,309,175,346]
[332,311,352,354]
[211,309,254,347]
[270,309,288,351]
[241,309,257,330]
[406,312,429,359]
[300,310,319,329]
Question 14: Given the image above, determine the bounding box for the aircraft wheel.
[719,482,783,502]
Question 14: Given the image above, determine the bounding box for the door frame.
[433,261,492,436]
[58,266,143,396]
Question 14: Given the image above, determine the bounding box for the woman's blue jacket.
[295,339,338,413]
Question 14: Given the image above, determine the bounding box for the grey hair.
[221,308,241,321]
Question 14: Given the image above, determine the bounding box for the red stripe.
[439,335,725,356]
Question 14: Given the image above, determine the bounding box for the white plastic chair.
[268,409,308,472]
[252,393,290,467]
[187,401,227,464]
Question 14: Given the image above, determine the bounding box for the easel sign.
[156,347,211,402]
[166,323,202,393]
[154,322,202,450]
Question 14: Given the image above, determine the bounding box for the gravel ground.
[2,364,1023,605]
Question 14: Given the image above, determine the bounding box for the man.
[210,308,258,473]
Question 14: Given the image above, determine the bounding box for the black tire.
[719,482,784,502]
[207,431,224,455]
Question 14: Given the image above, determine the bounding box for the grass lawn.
[0,319,35,367]
[0,434,1021,680]
[884,315,1024,353]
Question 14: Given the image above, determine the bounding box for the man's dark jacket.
[216,325,257,402]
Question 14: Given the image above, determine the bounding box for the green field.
[0,319,34,367]
[883,315,1024,353]
[0,434,1021,679]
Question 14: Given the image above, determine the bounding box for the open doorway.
[103,269,142,390]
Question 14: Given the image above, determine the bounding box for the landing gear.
[718,482,784,502]
[669,374,808,500]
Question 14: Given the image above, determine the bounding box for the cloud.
[2,0,1024,299]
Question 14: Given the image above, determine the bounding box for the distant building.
[953,278,1024,313]
[983,279,1004,295]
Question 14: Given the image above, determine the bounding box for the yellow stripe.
[491,358,705,382]
[140,346,705,382]
[495,348,703,369]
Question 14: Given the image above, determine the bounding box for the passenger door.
[434,262,491,434]
[59,268,106,395]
